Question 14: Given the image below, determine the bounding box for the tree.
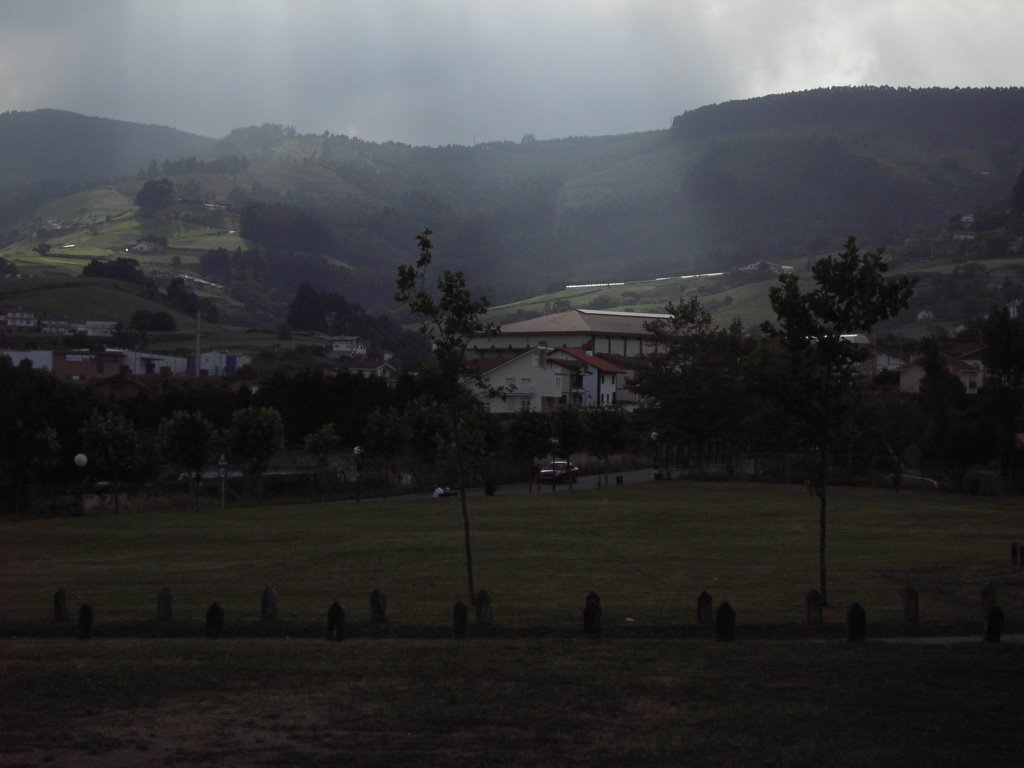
[1010,165,1024,233]
[79,409,136,514]
[395,228,498,602]
[585,408,628,487]
[364,407,407,488]
[981,304,1024,480]
[633,296,755,477]
[134,178,174,212]
[761,236,914,606]
[157,410,214,513]
[304,423,340,497]
[130,310,176,332]
[229,406,285,505]
[506,411,551,493]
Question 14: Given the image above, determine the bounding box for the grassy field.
[1,481,1022,766]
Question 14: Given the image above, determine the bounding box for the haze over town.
[2,0,1022,146]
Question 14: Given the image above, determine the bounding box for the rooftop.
[498,309,669,337]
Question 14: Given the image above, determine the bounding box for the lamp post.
[353,446,363,502]
[651,432,660,480]
[217,453,228,510]
[73,453,88,516]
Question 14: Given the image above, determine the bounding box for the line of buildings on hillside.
[2,307,989,406]
[464,308,988,413]
[1,309,119,337]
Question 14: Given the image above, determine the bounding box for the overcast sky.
[1,0,1021,146]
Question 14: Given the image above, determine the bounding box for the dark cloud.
[1,1,1020,145]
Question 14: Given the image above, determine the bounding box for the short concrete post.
[453,601,468,638]
[475,589,493,625]
[54,588,70,622]
[697,591,713,626]
[77,603,93,639]
[847,603,866,642]
[206,602,224,638]
[584,592,602,635]
[805,589,823,625]
[157,587,173,622]
[370,588,386,623]
[900,586,919,624]
[327,601,345,641]
[715,602,736,641]
[261,586,278,622]
[984,606,1004,643]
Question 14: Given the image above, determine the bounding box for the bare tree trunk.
[818,445,829,607]
[450,405,475,604]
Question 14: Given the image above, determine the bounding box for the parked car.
[536,460,579,483]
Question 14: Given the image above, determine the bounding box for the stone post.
[900,586,919,624]
[261,586,278,622]
[453,601,468,638]
[697,591,713,626]
[370,588,387,623]
[157,587,173,623]
[475,589,493,625]
[327,601,345,641]
[847,603,866,642]
[984,606,1004,643]
[584,592,602,635]
[54,588,69,622]
[805,589,823,625]
[715,601,736,641]
[77,603,93,639]
[206,602,224,638]
[981,583,997,617]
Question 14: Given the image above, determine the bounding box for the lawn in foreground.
[2,481,1022,766]
[1,481,1021,633]
[2,636,1022,767]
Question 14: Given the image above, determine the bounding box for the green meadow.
[1,481,1022,766]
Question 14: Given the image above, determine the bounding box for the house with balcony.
[473,346,633,413]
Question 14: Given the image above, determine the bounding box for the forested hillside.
[3,87,1024,312]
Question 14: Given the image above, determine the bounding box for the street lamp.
[353,446,364,502]
[651,432,661,480]
[218,453,228,510]
[73,453,88,516]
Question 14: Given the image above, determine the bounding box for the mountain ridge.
[3,86,1024,309]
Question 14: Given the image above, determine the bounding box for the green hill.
[3,87,1024,330]
[0,109,215,188]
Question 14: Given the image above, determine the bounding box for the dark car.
[536,460,579,483]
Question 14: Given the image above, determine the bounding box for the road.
[426,467,658,499]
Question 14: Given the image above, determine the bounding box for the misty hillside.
[0,109,216,186]
[3,87,1024,309]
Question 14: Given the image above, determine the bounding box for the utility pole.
[195,309,201,378]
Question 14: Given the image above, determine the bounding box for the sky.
[1,0,1022,147]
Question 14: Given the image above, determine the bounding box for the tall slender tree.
[761,236,914,606]
[395,229,497,603]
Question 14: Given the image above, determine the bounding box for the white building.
[329,335,367,358]
[469,309,669,359]
[474,346,631,413]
